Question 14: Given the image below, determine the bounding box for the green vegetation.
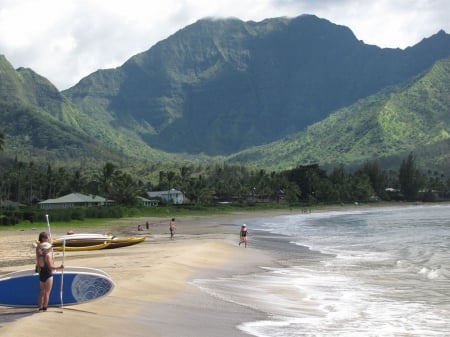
[0,202,294,230]
[0,55,180,168]
[228,56,450,175]
[399,153,425,201]
[1,154,449,228]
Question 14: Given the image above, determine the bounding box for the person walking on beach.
[37,241,64,311]
[169,218,176,240]
[239,224,248,247]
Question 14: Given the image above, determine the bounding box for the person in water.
[239,224,248,247]
[37,241,64,311]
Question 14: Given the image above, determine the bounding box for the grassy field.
[1,200,408,231]
[2,202,318,231]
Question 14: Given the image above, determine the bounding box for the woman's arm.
[45,253,64,270]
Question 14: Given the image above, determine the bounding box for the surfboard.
[0,267,115,307]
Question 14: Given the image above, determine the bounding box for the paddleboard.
[0,267,115,307]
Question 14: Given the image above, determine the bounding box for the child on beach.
[239,224,248,247]
[169,218,176,240]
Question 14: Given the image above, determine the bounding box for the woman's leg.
[38,281,45,310]
[42,277,53,310]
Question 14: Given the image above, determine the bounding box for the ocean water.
[193,205,450,337]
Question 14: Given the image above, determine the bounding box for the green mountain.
[227,56,450,174]
[0,55,174,167]
[1,15,450,176]
[64,15,450,155]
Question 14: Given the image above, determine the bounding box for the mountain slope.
[227,56,450,173]
[64,15,450,155]
[0,55,174,166]
[2,15,450,175]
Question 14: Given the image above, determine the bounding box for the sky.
[0,0,449,90]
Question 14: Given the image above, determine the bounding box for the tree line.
[1,151,449,209]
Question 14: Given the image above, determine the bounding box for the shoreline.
[1,203,444,336]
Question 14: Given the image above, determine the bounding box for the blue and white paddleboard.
[0,267,115,307]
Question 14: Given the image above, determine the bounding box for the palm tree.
[109,172,143,206]
[95,162,117,196]
[0,131,4,151]
[166,171,176,203]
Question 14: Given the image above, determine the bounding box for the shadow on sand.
[0,307,36,325]
[0,306,98,327]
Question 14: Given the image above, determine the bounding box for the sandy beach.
[0,211,283,337]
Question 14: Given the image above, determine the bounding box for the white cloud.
[0,0,449,89]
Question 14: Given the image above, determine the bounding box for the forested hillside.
[0,55,177,167]
[228,56,450,174]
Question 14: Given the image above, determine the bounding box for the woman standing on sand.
[37,241,64,311]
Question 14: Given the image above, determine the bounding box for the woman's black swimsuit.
[38,252,53,282]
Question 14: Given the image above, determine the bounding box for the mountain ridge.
[63,15,450,155]
[0,15,449,175]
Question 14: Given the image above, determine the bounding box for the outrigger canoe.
[106,236,146,249]
[53,242,111,252]
[52,233,114,247]
[36,233,146,250]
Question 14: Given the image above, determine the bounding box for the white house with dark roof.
[39,193,108,209]
[136,196,159,207]
[146,188,185,204]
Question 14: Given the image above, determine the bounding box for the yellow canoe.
[106,236,146,249]
[53,242,111,251]
[51,233,114,247]
[35,236,145,251]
